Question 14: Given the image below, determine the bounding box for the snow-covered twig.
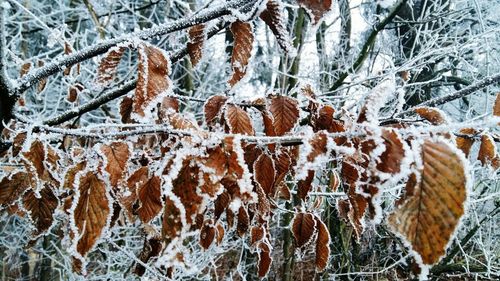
[397,72,500,117]
[13,0,258,96]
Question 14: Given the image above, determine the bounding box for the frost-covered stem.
[14,0,258,96]
[42,21,229,126]
[396,72,500,117]
[328,0,407,92]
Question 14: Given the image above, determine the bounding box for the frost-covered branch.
[42,20,229,126]
[13,0,258,96]
[397,72,500,117]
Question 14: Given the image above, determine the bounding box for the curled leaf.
[314,216,330,272]
[478,134,500,169]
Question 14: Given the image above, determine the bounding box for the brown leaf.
[23,186,58,236]
[71,172,111,269]
[388,139,468,265]
[257,242,272,278]
[254,153,275,195]
[273,151,291,193]
[162,197,183,242]
[158,96,180,120]
[228,21,254,86]
[269,96,300,136]
[0,172,32,208]
[20,62,31,77]
[237,206,249,237]
[134,44,170,118]
[63,42,74,76]
[377,129,405,174]
[478,134,500,169]
[298,170,314,201]
[225,104,255,135]
[314,216,330,272]
[251,225,265,245]
[494,93,500,117]
[298,0,332,24]
[97,47,126,85]
[214,191,230,220]
[22,140,59,185]
[100,142,129,186]
[165,112,199,131]
[199,221,216,250]
[259,0,294,54]
[134,237,163,276]
[137,176,162,223]
[292,212,316,248]
[415,107,448,125]
[172,161,202,224]
[67,83,84,103]
[120,96,134,123]
[204,95,228,127]
[456,128,477,157]
[215,223,225,245]
[187,24,206,66]
[63,162,87,190]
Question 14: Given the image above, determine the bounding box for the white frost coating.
[227,0,267,22]
[361,75,396,124]
[232,136,257,202]
[378,0,398,9]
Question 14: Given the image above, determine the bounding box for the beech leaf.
[388,139,468,265]
[269,96,300,136]
[292,212,316,248]
[228,21,254,86]
[71,172,111,272]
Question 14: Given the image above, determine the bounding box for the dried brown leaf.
[134,44,170,118]
[228,21,254,86]
[204,95,228,127]
[388,139,468,264]
[297,0,332,24]
[97,47,126,85]
[100,142,129,186]
[23,186,58,236]
[225,104,255,135]
[478,134,500,169]
[71,172,111,269]
[269,96,300,136]
[415,107,448,125]
[187,24,206,66]
[292,212,316,248]
[456,128,477,157]
[314,216,330,272]
[257,242,272,278]
[259,0,294,54]
[237,206,249,237]
[254,153,275,195]
[199,221,216,250]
